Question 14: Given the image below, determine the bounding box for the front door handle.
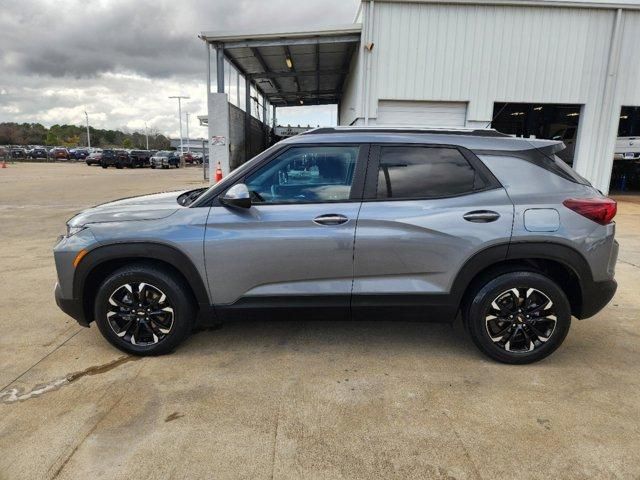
[313,214,349,226]
[463,210,501,223]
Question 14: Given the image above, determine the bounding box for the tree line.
[0,122,171,150]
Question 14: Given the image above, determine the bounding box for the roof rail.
[301,126,510,137]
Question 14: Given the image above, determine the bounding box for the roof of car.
[286,126,561,152]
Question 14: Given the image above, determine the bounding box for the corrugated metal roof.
[360,0,640,10]
[200,24,361,107]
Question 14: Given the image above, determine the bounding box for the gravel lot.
[1,163,639,479]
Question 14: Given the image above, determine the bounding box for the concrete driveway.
[1,163,639,479]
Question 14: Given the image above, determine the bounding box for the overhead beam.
[283,45,299,93]
[221,34,361,49]
[248,69,348,79]
[249,47,282,95]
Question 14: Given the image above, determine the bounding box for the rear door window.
[376,146,488,199]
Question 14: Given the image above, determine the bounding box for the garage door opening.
[610,106,640,194]
[491,103,582,165]
[377,101,467,127]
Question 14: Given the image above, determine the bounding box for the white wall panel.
[368,2,615,120]
[355,1,640,191]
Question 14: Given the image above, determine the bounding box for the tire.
[465,271,571,364]
[94,264,195,355]
[150,165,156,169]
[175,163,180,169]
[115,162,123,169]
[101,163,108,169]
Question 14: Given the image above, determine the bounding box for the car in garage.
[54,127,618,364]
[614,136,640,161]
[150,150,180,169]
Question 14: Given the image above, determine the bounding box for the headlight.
[66,225,87,237]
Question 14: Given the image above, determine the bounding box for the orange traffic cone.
[1,160,6,169]
[215,161,223,182]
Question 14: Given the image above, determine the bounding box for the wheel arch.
[74,242,210,324]
[452,242,592,318]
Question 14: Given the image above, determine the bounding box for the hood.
[68,190,188,227]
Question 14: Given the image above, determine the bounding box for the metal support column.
[245,76,251,162]
[216,45,225,94]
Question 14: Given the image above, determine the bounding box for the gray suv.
[54,127,618,364]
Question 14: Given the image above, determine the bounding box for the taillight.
[563,197,617,225]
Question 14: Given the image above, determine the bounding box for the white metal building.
[201,0,640,192]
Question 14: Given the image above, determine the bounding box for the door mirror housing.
[221,183,252,209]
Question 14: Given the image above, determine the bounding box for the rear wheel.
[466,272,571,364]
[94,264,195,355]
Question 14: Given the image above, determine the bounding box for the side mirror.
[221,183,251,209]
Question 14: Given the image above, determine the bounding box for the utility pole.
[84,111,91,149]
[185,112,190,153]
[168,95,189,155]
[144,122,149,150]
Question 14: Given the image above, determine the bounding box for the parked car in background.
[11,147,27,159]
[181,152,195,164]
[54,127,618,363]
[101,149,131,169]
[100,149,118,168]
[50,147,70,160]
[150,151,180,169]
[129,150,151,167]
[69,148,89,160]
[86,150,103,166]
[28,147,48,159]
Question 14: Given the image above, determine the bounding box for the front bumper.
[55,282,90,327]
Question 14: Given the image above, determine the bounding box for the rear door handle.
[313,214,349,226]
[463,210,501,223]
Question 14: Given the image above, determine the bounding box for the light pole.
[168,95,189,155]
[84,111,91,149]
[185,112,190,153]
[144,122,149,150]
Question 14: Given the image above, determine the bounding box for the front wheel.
[94,264,195,355]
[465,271,571,364]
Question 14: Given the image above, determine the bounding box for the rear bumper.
[55,283,90,327]
[578,279,617,319]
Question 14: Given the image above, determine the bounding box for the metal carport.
[199,24,361,180]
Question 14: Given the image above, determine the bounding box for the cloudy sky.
[0,0,358,139]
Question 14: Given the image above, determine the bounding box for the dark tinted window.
[246,146,359,203]
[376,147,485,199]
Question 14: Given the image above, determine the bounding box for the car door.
[352,144,514,320]
[204,144,368,320]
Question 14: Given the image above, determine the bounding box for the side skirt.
[211,295,458,323]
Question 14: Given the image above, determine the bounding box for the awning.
[200,24,362,107]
